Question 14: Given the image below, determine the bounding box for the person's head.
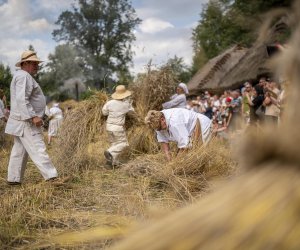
[213,94,219,101]
[16,50,43,76]
[258,77,266,87]
[53,103,60,108]
[265,80,277,90]
[244,82,252,92]
[176,83,189,95]
[192,100,200,107]
[145,110,166,131]
[111,85,132,100]
[186,99,193,107]
[224,90,230,97]
[232,91,239,99]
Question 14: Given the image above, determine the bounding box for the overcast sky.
[0,0,208,75]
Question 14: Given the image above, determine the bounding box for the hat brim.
[111,90,132,100]
[15,59,43,67]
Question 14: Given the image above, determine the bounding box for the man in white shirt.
[162,83,188,109]
[5,50,58,185]
[145,108,212,161]
[102,85,135,168]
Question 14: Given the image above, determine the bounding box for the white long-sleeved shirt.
[102,99,134,131]
[162,94,186,109]
[5,69,46,136]
[49,107,63,120]
[156,108,212,148]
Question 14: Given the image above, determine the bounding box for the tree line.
[0,0,293,102]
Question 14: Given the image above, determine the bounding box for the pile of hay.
[52,91,108,176]
[123,138,237,200]
[130,66,177,116]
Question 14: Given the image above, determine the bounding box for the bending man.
[145,108,212,161]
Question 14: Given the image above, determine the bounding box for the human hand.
[32,116,43,127]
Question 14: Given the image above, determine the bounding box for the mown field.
[0,132,236,249]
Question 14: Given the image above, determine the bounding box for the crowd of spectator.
[185,77,286,138]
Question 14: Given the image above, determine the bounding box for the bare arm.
[161,142,171,161]
[226,113,232,127]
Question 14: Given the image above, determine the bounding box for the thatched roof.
[188,16,290,95]
[188,45,249,95]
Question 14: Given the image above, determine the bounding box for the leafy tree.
[0,63,12,103]
[53,0,141,89]
[161,56,192,83]
[42,44,83,87]
[190,47,208,76]
[192,0,293,70]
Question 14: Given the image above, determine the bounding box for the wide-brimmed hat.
[15,50,43,67]
[111,85,132,100]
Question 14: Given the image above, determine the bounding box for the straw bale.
[59,99,78,112]
[130,67,177,116]
[52,91,108,175]
[123,139,236,200]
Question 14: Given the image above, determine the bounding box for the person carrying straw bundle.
[5,50,58,185]
[145,108,213,161]
[102,85,136,168]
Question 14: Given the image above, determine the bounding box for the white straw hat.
[111,85,132,100]
[15,50,43,67]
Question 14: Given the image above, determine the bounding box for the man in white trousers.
[5,50,58,185]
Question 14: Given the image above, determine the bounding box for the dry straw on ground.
[123,138,236,201]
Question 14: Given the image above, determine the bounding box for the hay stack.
[123,138,236,200]
[52,91,108,175]
[59,99,78,113]
[130,67,177,116]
